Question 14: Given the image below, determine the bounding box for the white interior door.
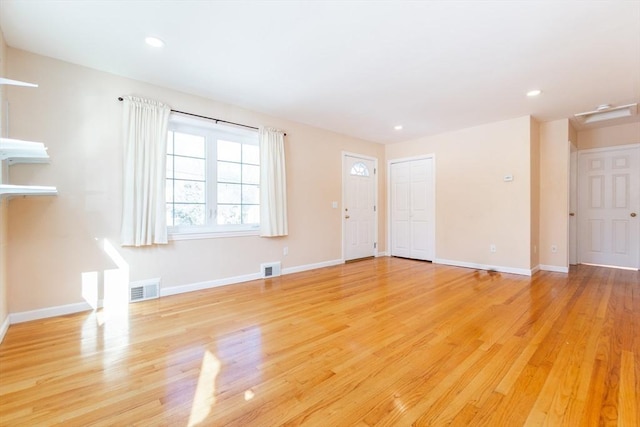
[578,145,639,269]
[344,155,376,261]
[391,161,411,258]
[390,158,435,261]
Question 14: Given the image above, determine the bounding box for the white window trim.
[169,229,260,241]
[166,114,260,239]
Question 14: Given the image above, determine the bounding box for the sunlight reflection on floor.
[188,350,221,426]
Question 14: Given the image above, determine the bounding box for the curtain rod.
[117,97,278,134]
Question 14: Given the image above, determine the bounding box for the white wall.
[530,117,540,269]
[6,48,386,314]
[577,122,640,149]
[386,116,535,272]
[0,27,9,338]
[538,119,571,270]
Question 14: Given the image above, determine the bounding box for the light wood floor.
[0,258,638,426]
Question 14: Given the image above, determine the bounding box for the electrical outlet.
[490,244,497,253]
[551,245,557,253]
[283,246,289,256]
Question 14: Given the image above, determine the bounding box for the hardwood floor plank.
[0,258,637,426]
[619,351,637,427]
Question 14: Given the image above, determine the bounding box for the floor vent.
[261,262,281,278]
[129,279,160,303]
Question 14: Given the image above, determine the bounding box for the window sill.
[169,229,260,241]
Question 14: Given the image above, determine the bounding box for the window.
[166,115,260,237]
[350,161,370,176]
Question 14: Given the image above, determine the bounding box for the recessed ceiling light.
[145,36,165,48]
[526,89,542,97]
[394,125,403,130]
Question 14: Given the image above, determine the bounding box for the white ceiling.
[1,1,639,144]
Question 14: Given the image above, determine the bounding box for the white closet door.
[391,161,411,258]
[391,158,435,261]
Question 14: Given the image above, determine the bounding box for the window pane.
[166,204,174,227]
[174,204,206,226]
[243,164,260,185]
[218,161,241,183]
[243,144,259,165]
[174,180,205,203]
[167,131,174,155]
[166,156,174,179]
[350,162,370,176]
[174,156,205,180]
[242,184,260,204]
[166,179,174,201]
[174,132,205,157]
[218,140,241,162]
[217,205,241,225]
[242,205,260,224]
[218,183,241,204]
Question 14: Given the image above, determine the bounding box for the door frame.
[576,143,640,268]
[341,151,379,262]
[387,154,437,260]
[569,142,577,265]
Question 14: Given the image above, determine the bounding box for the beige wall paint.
[386,116,534,270]
[6,48,385,313]
[538,119,570,268]
[530,117,540,268]
[577,122,640,149]
[0,27,8,332]
[568,121,577,145]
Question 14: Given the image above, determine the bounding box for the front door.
[343,154,376,261]
[578,145,640,268]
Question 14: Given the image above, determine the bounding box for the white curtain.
[121,96,171,246]
[259,127,288,237]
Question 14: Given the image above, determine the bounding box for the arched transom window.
[350,162,370,177]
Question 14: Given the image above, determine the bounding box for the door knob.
[345,215,350,219]
[632,212,637,217]
[569,213,575,216]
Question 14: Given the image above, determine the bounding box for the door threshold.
[580,263,639,271]
[345,256,375,264]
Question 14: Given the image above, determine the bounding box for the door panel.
[344,155,376,261]
[578,146,639,268]
[390,158,435,261]
[391,162,410,258]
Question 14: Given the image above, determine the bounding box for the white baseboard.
[161,272,263,297]
[434,258,535,276]
[531,265,540,275]
[10,301,95,324]
[376,251,389,257]
[4,258,348,325]
[281,259,343,275]
[0,314,10,343]
[539,264,569,273]
[162,258,345,297]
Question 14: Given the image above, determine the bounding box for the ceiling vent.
[574,103,638,124]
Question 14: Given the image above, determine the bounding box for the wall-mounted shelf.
[0,184,57,197]
[0,138,50,164]
[0,77,56,200]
